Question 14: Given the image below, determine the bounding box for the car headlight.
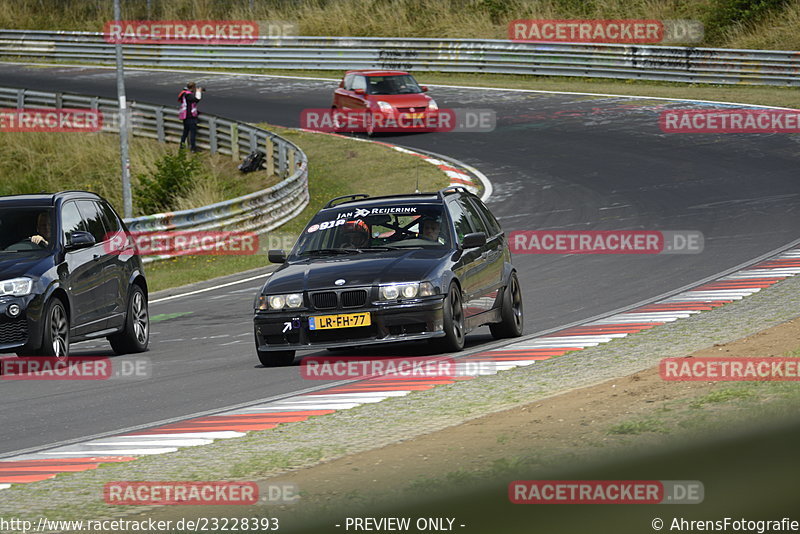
[0,277,33,297]
[257,293,303,310]
[379,282,435,301]
[427,99,438,111]
[376,101,393,113]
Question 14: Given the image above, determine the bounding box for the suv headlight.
[379,282,435,301]
[0,277,33,297]
[257,293,304,310]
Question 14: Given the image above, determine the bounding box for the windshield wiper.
[299,248,362,256]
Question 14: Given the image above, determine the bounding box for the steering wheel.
[5,239,46,252]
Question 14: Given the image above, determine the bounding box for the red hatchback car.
[331,70,439,135]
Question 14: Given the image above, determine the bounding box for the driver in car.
[29,212,51,247]
[340,220,370,249]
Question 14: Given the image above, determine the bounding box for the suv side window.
[446,198,477,244]
[76,200,108,243]
[467,197,502,236]
[457,196,489,235]
[352,75,367,92]
[60,201,87,244]
[97,201,123,234]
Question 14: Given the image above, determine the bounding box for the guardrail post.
[249,130,257,153]
[155,107,165,142]
[289,149,295,174]
[91,97,99,110]
[265,137,275,177]
[208,117,218,154]
[230,123,239,160]
[16,89,24,108]
[278,141,287,178]
[55,92,63,109]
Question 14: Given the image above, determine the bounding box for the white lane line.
[79,439,213,447]
[0,484,10,490]
[533,335,629,342]
[36,448,178,456]
[257,403,364,410]
[149,273,270,304]
[504,341,601,348]
[123,432,245,439]
[220,340,242,346]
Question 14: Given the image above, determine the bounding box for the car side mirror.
[421,85,429,92]
[354,88,365,95]
[461,232,486,249]
[268,249,287,263]
[66,230,96,250]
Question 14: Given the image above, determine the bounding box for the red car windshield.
[366,75,422,95]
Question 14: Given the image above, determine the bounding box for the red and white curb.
[3,250,800,490]
[296,129,487,199]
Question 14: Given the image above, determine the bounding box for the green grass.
[143,126,448,292]
[2,0,799,50]
[0,131,278,216]
[607,418,667,435]
[689,387,756,408]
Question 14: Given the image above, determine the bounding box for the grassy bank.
[1,0,798,50]
[0,130,277,216]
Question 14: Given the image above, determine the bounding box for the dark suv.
[254,186,523,366]
[0,191,149,358]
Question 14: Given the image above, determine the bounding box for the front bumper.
[254,296,445,352]
[0,294,41,352]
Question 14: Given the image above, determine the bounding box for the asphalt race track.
[2,63,800,456]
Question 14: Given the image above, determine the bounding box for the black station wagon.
[0,191,149,358]
[253,186,523,366]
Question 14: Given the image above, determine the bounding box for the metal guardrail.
[0,30,798,86]
[0,86,309,248]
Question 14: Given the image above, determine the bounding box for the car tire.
[41,297,69,359]
[108,285,149,355]
[257,349,296,367]
[489,272,524,339]
[435,282,465,352]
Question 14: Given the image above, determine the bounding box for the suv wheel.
[257,349,296,367]
[41,297,69,358]
[490,272,524,339]
[435,283,465,352]
[108,285,149,354]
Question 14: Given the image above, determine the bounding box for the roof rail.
[323,194,370,209]
[436,185,470,201]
